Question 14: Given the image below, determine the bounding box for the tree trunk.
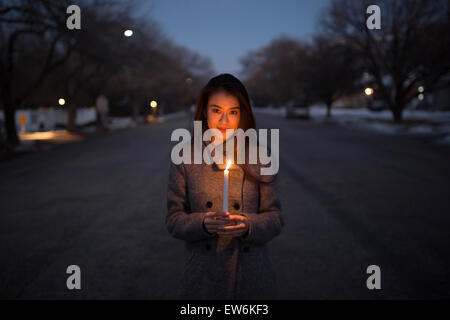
[391,100,404,123]
[66,104,77,132]
[132,100,139,123]
[326,103,332,118]
[2,91,20,147]
[392,108,403,123]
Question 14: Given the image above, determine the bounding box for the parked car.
[285,104,310,119]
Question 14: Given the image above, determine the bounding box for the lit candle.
[217,159,234,252]
[222,160,232,213]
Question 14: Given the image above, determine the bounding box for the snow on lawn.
[436,135,450,145]
[253,106,287,117]
[109,117,137,130]
[310,106,450,124]
[311,106,450,139]
[254,105,450,145]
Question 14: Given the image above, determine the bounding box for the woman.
[166,73,283,299]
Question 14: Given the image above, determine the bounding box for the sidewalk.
[1,113,188,161]
[3,123,130,160]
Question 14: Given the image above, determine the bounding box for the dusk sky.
[145,0,332,77]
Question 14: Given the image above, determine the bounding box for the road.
[1,114,449,299]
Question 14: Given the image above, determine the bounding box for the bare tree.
[319,0,450,122]
[1,0,216,145]
[240,35,310,107]
[105,28,214,116]
[56,1,145,131]
[306,36,362,117]
[0,0,75,146]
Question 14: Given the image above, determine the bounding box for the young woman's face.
[207,91,241,141]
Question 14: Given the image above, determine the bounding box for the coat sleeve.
[166,162,215,242]
[240,176,284,245]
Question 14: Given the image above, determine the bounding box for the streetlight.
[58,98,66,106]
[147,100,158,122]
[124,29,133,37]
[364,87,374,96]
[364,88,374,110]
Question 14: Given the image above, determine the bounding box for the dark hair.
[194,74,275,183]
[194,73,256,133]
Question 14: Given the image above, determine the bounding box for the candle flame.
[225,159,232,172]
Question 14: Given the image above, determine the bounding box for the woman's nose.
[219,112,229,123]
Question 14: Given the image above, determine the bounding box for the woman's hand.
[216,214,249,238]
[203,212,234,235]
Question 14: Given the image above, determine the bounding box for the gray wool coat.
[166,141,284,300]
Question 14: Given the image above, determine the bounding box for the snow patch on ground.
[253,106,286,117]
[161,111,189,121]
[436,135,450,145]
[254,105,450,146]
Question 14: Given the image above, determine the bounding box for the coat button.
[233,203,240,210]
[243,246,250,253]
[205,244,211,251]
[206,201,212,208]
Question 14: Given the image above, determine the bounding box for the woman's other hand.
[216,214,249,238]
[203,212,234,235]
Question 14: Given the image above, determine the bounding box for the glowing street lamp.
[148,100,158,120]
[124,29,133,37]
[58,98,66,106]
[418,86,424,93]
[364,87,374,96]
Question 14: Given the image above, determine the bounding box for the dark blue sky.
[145,0,331,76]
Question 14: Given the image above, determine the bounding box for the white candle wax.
[223,168,229,213]
[222,160,231,213]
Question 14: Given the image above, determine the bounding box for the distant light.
[58,98,66,106]
[185,77,192,84]
[150,100,157,108]
[19,130,83,142]
[124,30,133,37]
[363,72,369,78]
[418,86,424,93]
[418,94,424,101]
[364,87,374,96]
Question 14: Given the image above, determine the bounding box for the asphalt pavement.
[1,114,449,299]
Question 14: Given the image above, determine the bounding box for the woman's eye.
[230,110,238,115]
[212,108,221,114]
